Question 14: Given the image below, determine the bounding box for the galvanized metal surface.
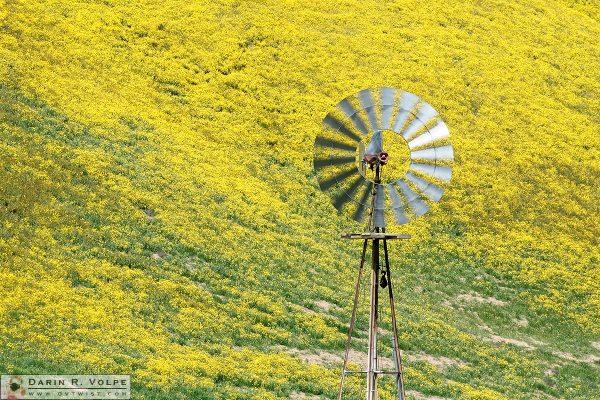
[337,238,368,400]
[384,235,406,400]
[314,88,454,227]
[366,235,380,400]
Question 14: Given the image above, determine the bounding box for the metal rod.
[366,165,381,400]
[366,235,379,400]
[337,238,369,400]
[364,160,380,233]
[383,234,406,400]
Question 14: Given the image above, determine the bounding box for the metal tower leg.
[383,238,405,400]
[338,239,369,400]
[366,237,379,400]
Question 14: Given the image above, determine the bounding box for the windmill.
[313,88,454,399]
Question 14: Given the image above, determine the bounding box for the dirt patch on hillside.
[299,306,319,315]
[553,350,600,364]
[151,251,168,260]
[478,324,545,350]
[289,391,320,399]
[489,335,535,350]
[275,346,341,366]
[456,292,507,306]
[272,345,395,369]
[406,390,451,400]
[406,353,467,370]
[314,299,341,313]
[274,345,468,372]
[295,302,341,322]
[513,316,529,327]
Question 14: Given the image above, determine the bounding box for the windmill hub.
[358,130,411,183]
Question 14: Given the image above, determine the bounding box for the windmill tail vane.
[362,130,388,167]
[313,88,454,399]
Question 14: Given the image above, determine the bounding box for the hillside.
[0,0,599,399]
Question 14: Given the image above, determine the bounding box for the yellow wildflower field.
[0,0,598,399]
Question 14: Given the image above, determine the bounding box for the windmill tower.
[313,88,454,399]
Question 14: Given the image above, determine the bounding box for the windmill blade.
[408,198,430,217]
[409,162,453,182]
[380,87,396,130]
[392,92,420,133]
[407,120,449,149]
[332,175,365,210]
[402,103,438,140]
[428,119,450,140]
[387,183,409,224]
[338,98,369,135]
[314,155,355,168]
[410,145,454,161]
[395,178,417,202]
[358,89,379,131]
[373,183,386,228]
[381,106,393,130]
[365,130,383,155]
[393,92,419,133]
[407,131,433,150]
[399,91,419,111]
[388,183,405,208]
[323,115,362,143]
[353,182,373,222]
[318,167,357,190]
[314,137,356,152]
[393,109,412,134]
[381,87,397,106]
[408,199,430,217]
[396,179,430,217]
[404,172,444,202]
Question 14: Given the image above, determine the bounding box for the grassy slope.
[0,0,599,399]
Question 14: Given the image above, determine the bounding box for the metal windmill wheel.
[314,87,454,228]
